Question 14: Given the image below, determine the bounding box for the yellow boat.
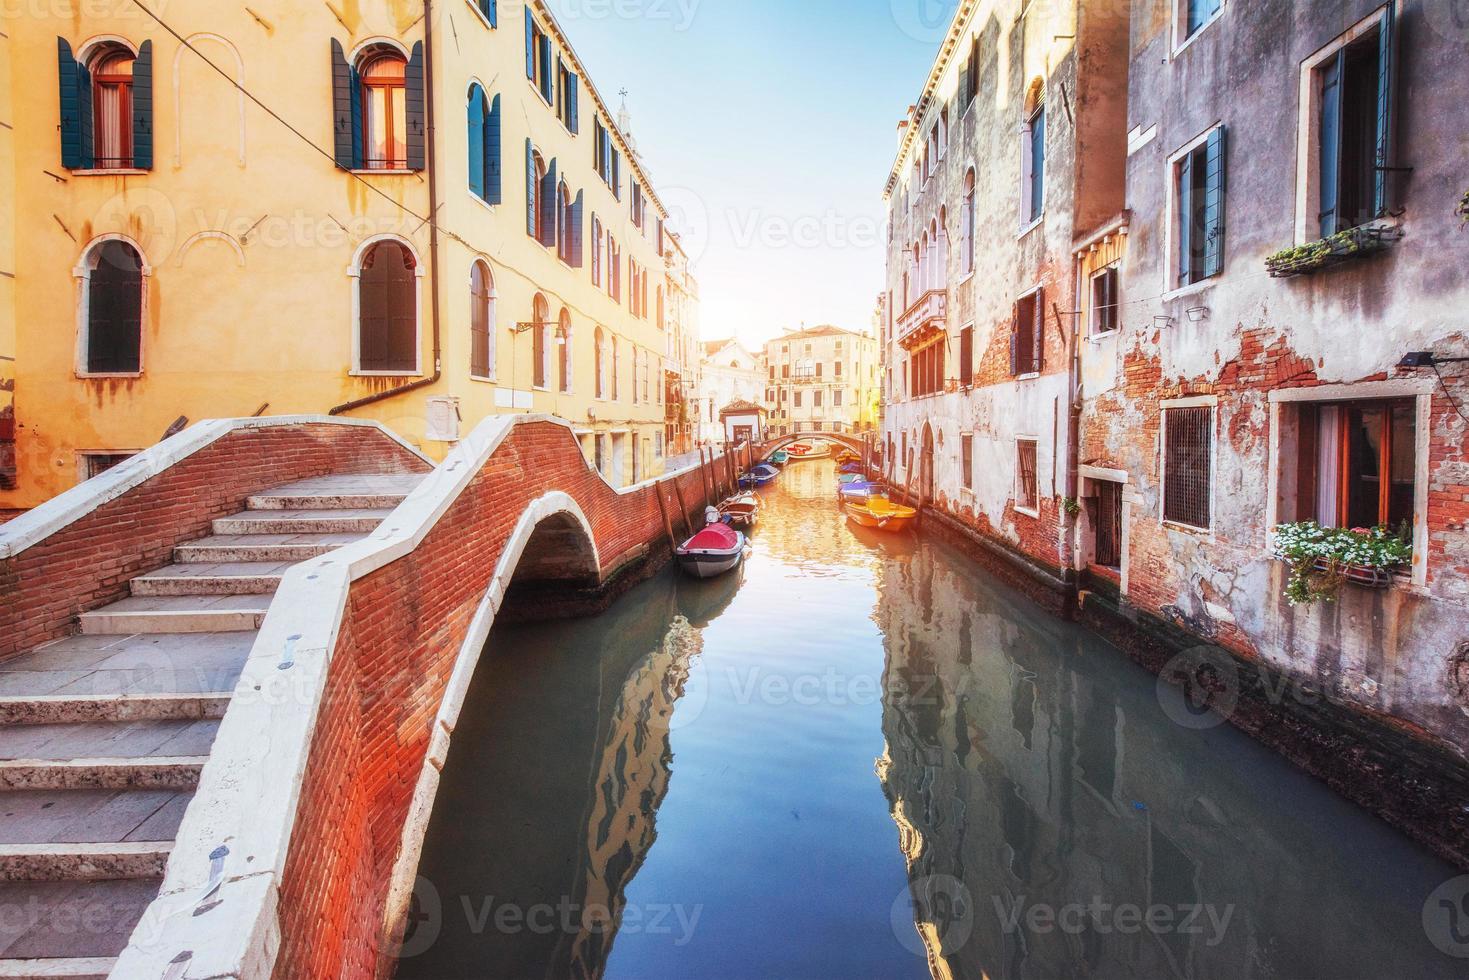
[843,494,917,531]
[835,450,861,464]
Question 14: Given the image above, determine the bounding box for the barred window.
[1017,439,1038,511]
[961,434,974,490]
[1164,406,1213,529]
[1095,480,1123,568]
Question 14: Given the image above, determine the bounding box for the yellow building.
[1,0,684,509]
[763,325,879,437]
[1,22,15,504]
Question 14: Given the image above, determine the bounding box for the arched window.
[357,239,419,373]
[466,85,501,203]
[611,336,620,400]
[557,308,571,393]
[591,215,603,285]
[89,45,136,168]
[1023,79,1046,224]
[470,260,495,379]
[962,169,977,275]
[556,181,573,263]
[531,150,549,242]
[532,293,549,388]
[594,326,606,399]
[361,49,408,169]
[79,239,144,374]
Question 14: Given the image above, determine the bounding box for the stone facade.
[694,339,764,444]
[764,325,880,436]
[883,0,1469,760]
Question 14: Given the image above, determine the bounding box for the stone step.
[173,532,365,564]
[0,841,172,883]
[0,633,254,702]
[0,759,205,792]
[0,957,116,979]
[245,491,410,511]
[129,561,288,597]
[211,508,393,536]
[0,878,159,960]
[0,789,192,846]
[0,694,230,727]
[0,720,218,764]
[78,595,273,635]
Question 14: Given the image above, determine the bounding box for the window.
[1092,267,1119,335]
[1173,127,1226,287]
[591,215,603,285]
[595,434,606,475]
[911,340,945,397]
[834,389,843,407]
[361,51,408,170]
[961,434,974,490]
[557,309,571,393]
[961,170,977,275]
[959,326,974,386]
[79,451,135,481]
[611,337,620,400]
[57,40,154,171]
[80,239,145,374]
[526,146,557,246]
[556,57,580,133]
[466,86,501,203]
[1163,406,1214,529]
[631,183,646,229]
[1314,13,1395,238]
[794,391,802,409]
[556,181,573,263]
[1022,82,1046,224]
[595,326,607,399]
[470,260,494,379]
[1288,399,1416,533]
[531,294,549,388]
[1017,440,1039,512]
[525,9,553,103]
[1094,481,1123,569]
[1011,289,1045,376]
[473,0,497,26]
[1182,0,1222,42]
[834,360,843,378]
[357,239,419,373]
[814,390,824,408]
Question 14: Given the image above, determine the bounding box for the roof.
[771,325,866,343]
[719,400,766,416]
[883,0,976,198]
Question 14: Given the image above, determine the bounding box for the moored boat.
[843,494,917,532]
[738,464,780,489]
[835,450,861,464]
[766,450,790,466]
[719,492,761,529]
[676,521,748,579]
[786,441,832,461]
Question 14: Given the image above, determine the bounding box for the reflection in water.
[402,460,1462,979]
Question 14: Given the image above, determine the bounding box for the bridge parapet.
[112,415,728,980]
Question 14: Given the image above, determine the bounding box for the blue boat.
[739,464,781,489]
[839,481,880,500]
[767,450,790,467]
[838,461,864,475]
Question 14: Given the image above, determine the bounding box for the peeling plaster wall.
[1081,0,1469,751]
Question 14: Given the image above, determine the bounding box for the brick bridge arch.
[758,430,872,459]
[113,415,732,979]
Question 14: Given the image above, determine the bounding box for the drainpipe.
[1056,297,1082,607]
[331,0,443,417]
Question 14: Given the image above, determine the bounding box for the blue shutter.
[467,87,485,200]
[485,94,502,204]
[404,42,426,171]
[1202,127,1226,280]
[1374,0,1397,217]
[571,190,585,268]
[1318,53,1343,238]
[1177,148,1194,284]
[525,138,536,237]
[131,41,153,169]
[77,61,94,170]
[611,150,621,200]
[524,9,535,80]
[539,35,553,102]
[568,72,580,134]
[57,38,85,169]
[331,40,356,170]
[540,158,558,247]
[555,54,564,115]
[485,0,498,28]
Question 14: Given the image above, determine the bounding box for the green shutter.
[331,40,356,170]
[57,38,85,169]
[524,9,535,80]
[568,72,580,134]
[131,41,153,169]
[486,94,502,205]
[1318,52,1343,238]
[1177,149,1194,284]
[405,42,426,171]
[1202,127,1226,279]
[1374,0,1397,217]
[540,158,558,247]
[467,86,485,200]
[571,190,585,267]
[525,138,536,237]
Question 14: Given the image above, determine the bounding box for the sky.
[544,0,962,351]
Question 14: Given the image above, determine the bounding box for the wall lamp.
[1399,351,1469,369]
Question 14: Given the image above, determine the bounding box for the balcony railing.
[898,289,946,345]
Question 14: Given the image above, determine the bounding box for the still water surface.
[400,460,1462,979]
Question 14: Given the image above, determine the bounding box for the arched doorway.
[921,423,936,504]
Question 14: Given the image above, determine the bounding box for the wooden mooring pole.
[672,475,695,536]
[655,484,678,554]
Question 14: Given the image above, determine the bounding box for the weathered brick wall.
[0,423,428,660]
[272,421,718,979]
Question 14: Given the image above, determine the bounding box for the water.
[399,460,1465,979]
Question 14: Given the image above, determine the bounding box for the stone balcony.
[897,288,946,348]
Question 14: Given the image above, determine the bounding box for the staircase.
[0,474,421,977]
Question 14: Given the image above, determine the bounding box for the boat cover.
[685,524,741,552]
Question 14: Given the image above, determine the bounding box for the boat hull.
[676,549,745,579]
[843,499,916,532]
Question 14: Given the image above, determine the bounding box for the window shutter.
[958,57,970,106]
[1009,302,1020,376]
[555,55,564,112]
[485,94,502,204]
[571,190,584,267]
[611,150,621,199]
[525,138,536,237]
[540,158,558,247]
[405,42,426,171]
[131,41,154,169]
[1032,288,1045,373]
[1177,148,1194,283]
[1202,127,1226,279]
[539,35,553,102]
[331,40,355,170]
[486,0,497,28]
[524,9,535,80]
[568,72,580,134]
[1374,0,1397,217]
[467,88,485,200]
[1318,53,1343,237]
[57,38,86,169]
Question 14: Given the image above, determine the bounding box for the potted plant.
[1272,522,1413,606]
[1264,225,1400,278]
[1458,189,1469,224]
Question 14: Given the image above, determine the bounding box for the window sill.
[1015,505,1040,519]
[1017,214,1044,240]
[1087,329,1120,345]
[351,369,423,378]
[1171,10,1224,60]
[469,192,497,213]
[470,374,497,384]
[1014,371,1041,382]
[352,168,417,176]
[77,371,143,380]
[1162,519,1213,539]
[70,168,149,177]
[957,270,976,287]
[1161,279,1217,303]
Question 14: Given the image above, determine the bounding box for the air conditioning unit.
[425,397,461,442]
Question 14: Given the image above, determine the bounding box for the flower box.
[1265,225,1401,279]
[1311,557,1395,590]
[1272,522,1412,606]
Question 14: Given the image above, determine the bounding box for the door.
[611,433,626,488]
[921,424,936,503]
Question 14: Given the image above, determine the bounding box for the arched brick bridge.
[0,415,745,979]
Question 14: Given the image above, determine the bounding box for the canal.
[398,459,1463,979]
